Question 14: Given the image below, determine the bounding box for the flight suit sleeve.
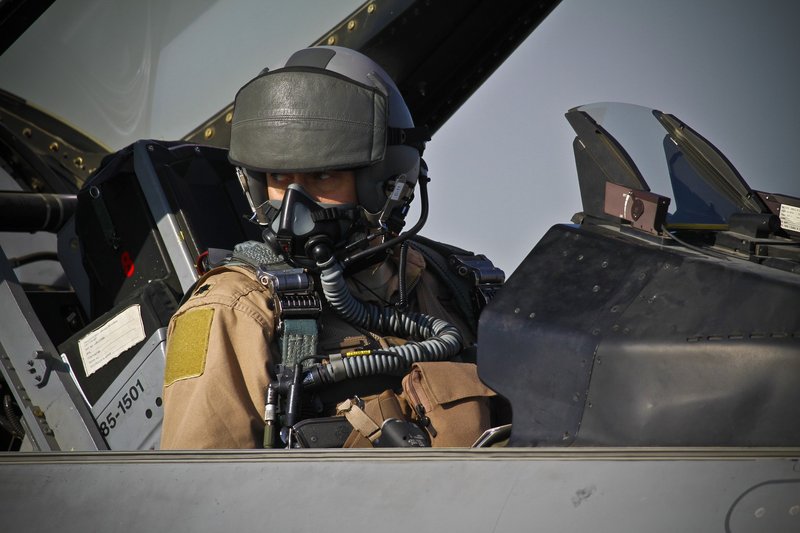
[160,269,275,449]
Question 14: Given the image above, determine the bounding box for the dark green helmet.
[229,46,426,228]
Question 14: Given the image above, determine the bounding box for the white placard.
[779,203,800,233]
[78,304,146,377]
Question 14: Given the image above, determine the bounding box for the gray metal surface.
[133,143,198,294]
[0,448,797,532]
[90,328,166,450]
[479,223,800,447]
[0,246,106,451]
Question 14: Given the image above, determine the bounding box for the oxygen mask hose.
[311,254,464,383]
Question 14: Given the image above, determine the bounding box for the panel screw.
[49,142,60,152]
[327,35,336,45]
[347,20,357,31]
[22,127,32,138]
[225,112,233,123]
[204,127,215,140]
[367,3,376,14]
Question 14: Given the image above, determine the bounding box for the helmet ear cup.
[355,145,421,215]
[298,47,421,221]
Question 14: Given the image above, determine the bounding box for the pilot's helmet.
[229,46,425,233]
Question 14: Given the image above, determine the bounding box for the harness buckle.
[257,266,322,333]
[449,254,505,309]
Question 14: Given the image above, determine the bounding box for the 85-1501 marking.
[99,379,145,437]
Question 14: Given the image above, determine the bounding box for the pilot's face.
[267,171,357,205]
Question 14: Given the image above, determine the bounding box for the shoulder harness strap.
[407,235,505,331]
[185,241,320,366]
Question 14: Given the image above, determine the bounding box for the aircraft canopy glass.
[577,102,760,227]
[0,0,361,151]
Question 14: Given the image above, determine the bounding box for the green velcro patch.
[164,308,214,387]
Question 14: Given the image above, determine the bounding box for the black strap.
[311,207,357,222]
[387,127,431,153]
[407,238,478,332]
[407,235,505,334]
[89,192,119,249]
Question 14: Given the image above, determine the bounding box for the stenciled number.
[104,378,148,437]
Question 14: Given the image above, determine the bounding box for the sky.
[1,0,799,277]
[423,0,800,274]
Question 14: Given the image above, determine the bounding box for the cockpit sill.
[574,209,800,275]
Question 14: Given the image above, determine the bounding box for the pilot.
[160,46,502,449]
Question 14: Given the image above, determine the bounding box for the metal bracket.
[29,350,70,389]
[604,181,670,235]
[449,254,505,308]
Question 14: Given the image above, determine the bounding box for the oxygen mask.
[262,183,358,267]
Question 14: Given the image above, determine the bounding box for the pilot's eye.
[269,173,288,183]
[316,173,332,181]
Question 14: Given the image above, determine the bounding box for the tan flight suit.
[160,246,475,449]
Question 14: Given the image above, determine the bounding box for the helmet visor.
[229,68,388,173]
